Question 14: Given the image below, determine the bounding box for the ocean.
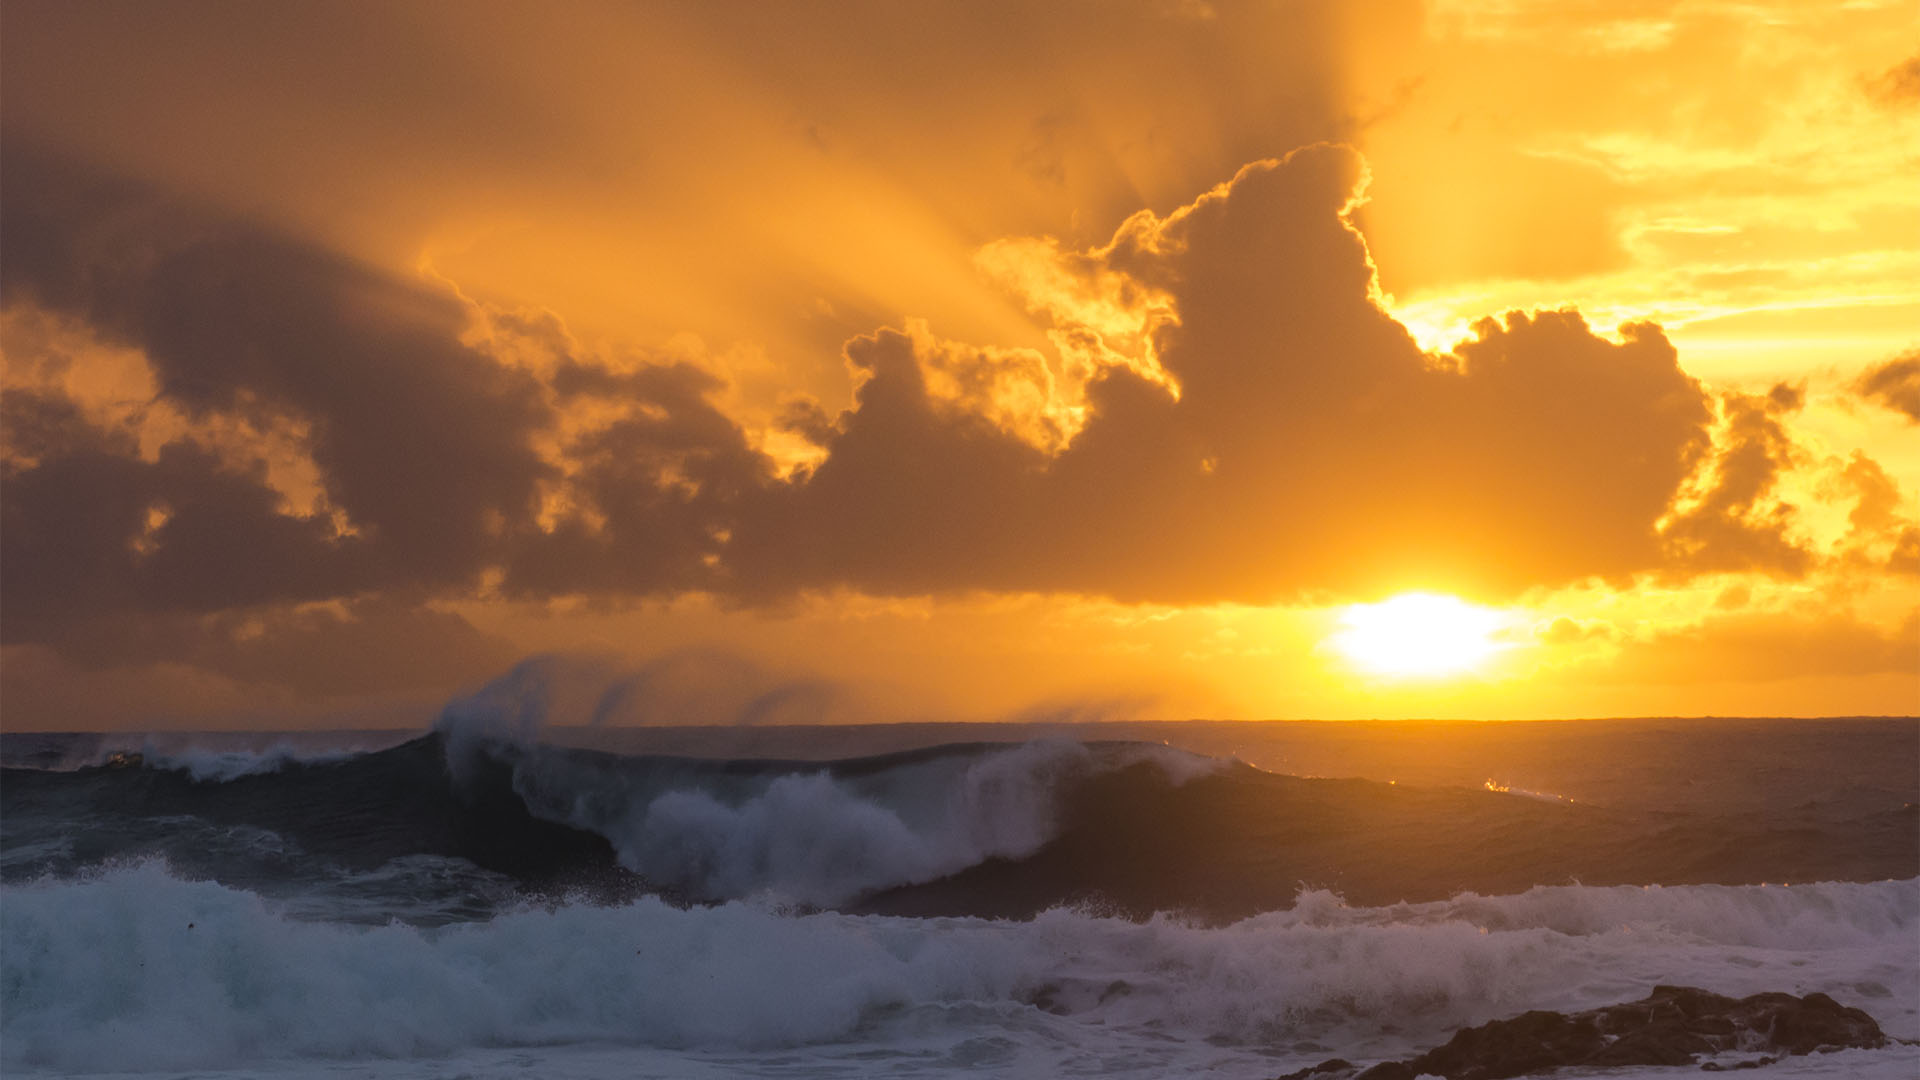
[3,712,1915,1079]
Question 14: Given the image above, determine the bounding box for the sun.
[1330,592,1508,678]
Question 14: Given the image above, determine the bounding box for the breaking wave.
[3,864,1912,1074]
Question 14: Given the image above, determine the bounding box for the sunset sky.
[2,0,1915,729]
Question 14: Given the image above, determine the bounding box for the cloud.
[729,145,1717,602]
[0,387,371,638]
[0,139,1862,690]
[1656,384,1813,578]
[1599,610,1920,687]
[1869,52,1920,105]
[1852,349,1920,422]
[502,356,777,598]
[0,141,777,635]
[1829,451,1920,578]
[1535,616,1619,646]
[3,139,558,577]
[18,599,513,697]
[0,598,517,729]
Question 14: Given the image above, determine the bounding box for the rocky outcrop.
[1276,985,1889,1080]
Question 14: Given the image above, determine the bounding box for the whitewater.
[3,707,1916,1078]
[5,868,1915,1078]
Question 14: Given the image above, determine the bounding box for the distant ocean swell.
[3,866,1914,1074]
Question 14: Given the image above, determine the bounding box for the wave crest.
[495,736,1214,906]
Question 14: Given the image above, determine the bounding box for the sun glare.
[1331,592,1507,678]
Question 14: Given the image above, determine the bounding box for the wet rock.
[1273,985,1887,1080]
[1412,1008,1607,1078]
[1274,1053,1367,1068]
[1753,990,1881,1055]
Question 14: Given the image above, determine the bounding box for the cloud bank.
[2,139,1909,702]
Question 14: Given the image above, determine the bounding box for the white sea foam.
[139,743,363,782]
[4,865,1914,1077]
[569,739,1204,906]
[478,731,1217,907]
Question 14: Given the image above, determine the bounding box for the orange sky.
[2,0,1915,729]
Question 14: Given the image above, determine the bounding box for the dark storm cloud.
[0,139,794,694]
[729,146,1720,602]
[1,140,1821,676]
[0,388,372,640]
[504,358,778,597]
[1852,349,1920,422]
[1,139,555,589]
